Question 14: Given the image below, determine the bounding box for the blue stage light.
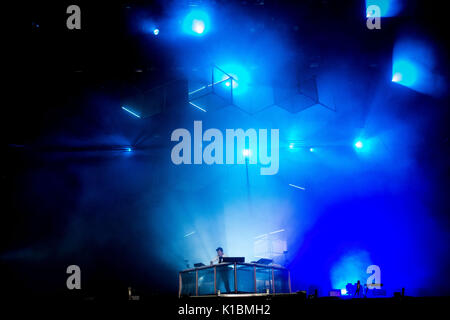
[121,106,141,118]
[355,141,364,149]
[330,250,372,292]
[366,0,403,17]
[309,147,314,152]
[289,184,306,190]
[242,149,251,158]
[189,101,207,112]
[392,38,445,96]
[182,10,210,36]
[392,59,418,87]
[289,143,294,149]
[392,72,402,82]
[126,147,132,152]
[214,64,250,94]
[222,75,237,89]
[141,19,159,36]
[192,19,205,34]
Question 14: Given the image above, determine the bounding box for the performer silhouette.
[210,247,231,293]
[354,280,362,297]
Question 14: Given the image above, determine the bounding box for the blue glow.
[330,250,372,291]
[341,289,348,295]
[355,141,363,149]
[288,184,305,191]
[188,101,207,113]
[182,10,210,36]
[222,75,236,89]
[192,20,205,34]
[392,38,445,96]
[242,149,251,157]
[188,85,207,96]
[353,137,378,155]
[391,59,418,86]
[188,78,231,96]
[121,106,141,118]
[391,72,402,83]
[215,64,251,95]
[366,0,403,17]
[24,3,450,299]
[141,19,158,35]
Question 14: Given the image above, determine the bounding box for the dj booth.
[178,260,291,297]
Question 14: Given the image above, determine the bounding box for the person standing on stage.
[354,280,362,297]
[210,247,231,293]
[211,247,226,264]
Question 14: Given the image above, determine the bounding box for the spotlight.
[289,143,294,149]
[392,72,402,82]
[192,19,205,34]
[222,75,237,89]
[126,147,132,152]
[355,141,363,149]
[214,64,250,94]
[309,147,314,152]
[341,289,347,295]
[182,10,210,36]
[153,28,159,35]
[366,0,403,17]
[392,59,418,87]
[242,149,251,157]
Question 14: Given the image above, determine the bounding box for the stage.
[11,0,450,313]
